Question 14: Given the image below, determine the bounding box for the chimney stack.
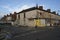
[10,13,12,15]
[7,14,9,16]
[4,15,6,17]
[39,6,43,10]
[52,11,56,14]
[47,9,51,12]
[14,12,17,14]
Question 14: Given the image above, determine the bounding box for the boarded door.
[34,19,45,27]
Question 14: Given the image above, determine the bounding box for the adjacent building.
[1,12,17,25]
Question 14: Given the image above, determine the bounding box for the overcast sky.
[0,0,60,18]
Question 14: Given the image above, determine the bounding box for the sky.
[0,0,60,18]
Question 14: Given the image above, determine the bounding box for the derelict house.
[1,6,60,27]
[15,6,60,27]
[1,12,17,25]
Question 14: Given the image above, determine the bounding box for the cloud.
[2,5,11,9]
[1,4,33,13]
[0,4,34,18]
[0,4,35,18]
[0,12,4,18]
[14,5,33,12]
[1,5,13,12]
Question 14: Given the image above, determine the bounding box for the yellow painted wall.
[34,19,46,27]
[34,19,40,26]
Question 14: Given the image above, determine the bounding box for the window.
[40,13,42,15]
[18,14,20,19]
[24,12,26,18]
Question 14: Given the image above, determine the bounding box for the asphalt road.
[11,27,60,40]
[0,26,60,40]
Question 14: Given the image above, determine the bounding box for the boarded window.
[18,15,20,19]
[24,13,25,18]
[40,13,42,15]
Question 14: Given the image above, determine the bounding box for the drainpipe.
[24,12,26,26]
[50,14,51,27]
[35,10,39,28]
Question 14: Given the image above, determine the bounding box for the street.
[12,28,60,40]
[0,26,60,40]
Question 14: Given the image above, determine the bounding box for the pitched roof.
[19,7,37,13]
[18,6,60,16]
[18,6,51,13]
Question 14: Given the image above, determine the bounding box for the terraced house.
[1,12,17,25]
[1,5,60,27]
[15,6,60,27]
